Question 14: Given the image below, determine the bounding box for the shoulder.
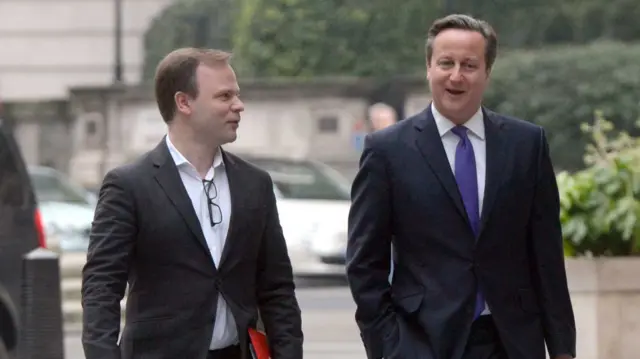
[486,109,549,161]
[223,151,273,185]
[487,108,543,137]
[366,111,422,149]
[101,150,154,188]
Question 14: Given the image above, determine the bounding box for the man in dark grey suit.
[346,14,576,359]
[81,48,303,359]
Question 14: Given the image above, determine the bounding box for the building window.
[317,116,338,133]
[85,120,97,136]
[79,112,103,150]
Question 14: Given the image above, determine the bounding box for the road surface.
[64,284,366,359]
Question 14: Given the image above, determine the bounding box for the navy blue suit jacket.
[346,106,576,359]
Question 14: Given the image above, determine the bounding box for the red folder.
[248,327,270,359]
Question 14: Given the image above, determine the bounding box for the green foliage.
[232,0,438,78]
[141,0,236,83]
[484,41,640,171]
[141,0,640,81]
[606,0,640,41]
[558,112,640,257]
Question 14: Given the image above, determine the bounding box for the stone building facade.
[6,76,430,187]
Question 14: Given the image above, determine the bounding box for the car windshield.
[29,171,93,205]
[248,158,351,201]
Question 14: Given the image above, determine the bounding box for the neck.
[168,126,219,177]
[432,102,480,126]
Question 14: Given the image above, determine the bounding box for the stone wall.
[2,100,72,172]
[3,76,430,186]
[66,76,428,187]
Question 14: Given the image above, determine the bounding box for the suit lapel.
[150,138,215,264]
[218,150,251,269]
[413,106,469,223]
[479,109,507,235]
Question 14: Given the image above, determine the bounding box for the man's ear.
[174,92,192,116]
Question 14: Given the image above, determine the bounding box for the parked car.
[241,155,351,277]
[0,119,48,358]
[28,166,95,252]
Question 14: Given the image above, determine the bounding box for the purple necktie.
[451,126,485,319]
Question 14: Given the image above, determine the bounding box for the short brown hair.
[154,48,232,123]
[425,14,498,71]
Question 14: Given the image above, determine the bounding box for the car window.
[250,159,351,201]
[0,130,28,207]
[29,172,92,205]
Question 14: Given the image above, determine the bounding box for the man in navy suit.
[346,14,576,359]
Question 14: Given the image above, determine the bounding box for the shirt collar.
[431,104,485,140]
[165,134,224,174]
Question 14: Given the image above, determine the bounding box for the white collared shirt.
[430,105,491,315]
[165,134,238,349]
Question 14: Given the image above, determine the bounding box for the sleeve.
[81,169,136,359]
[346,134,398,358]
[529,128,577,358]
[255,175,304,359]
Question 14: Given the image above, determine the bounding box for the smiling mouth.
[446,89,465,95]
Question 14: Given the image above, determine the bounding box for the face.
[175,63,244,146]
[427,29,490,124]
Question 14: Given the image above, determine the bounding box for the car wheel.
[0,339,9,359]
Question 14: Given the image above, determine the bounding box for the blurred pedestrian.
[368,102,397,131]
[81,48,303,359]
[346,14,576,359]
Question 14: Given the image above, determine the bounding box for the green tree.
[232,0,439,78]
[455,0,554,47]
[577,2,607,43]
[141,0,640,80]
[607,0,640,41]
[142,0,236,83]
[542,11,576,44]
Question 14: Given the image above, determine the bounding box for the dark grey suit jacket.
[346,106,576,359]
[81,139,303,359]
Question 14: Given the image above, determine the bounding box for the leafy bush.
[485,41,640,171]
[558,111,640,257]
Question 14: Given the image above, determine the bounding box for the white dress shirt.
[166,135,238,349]
[431,105,491,315]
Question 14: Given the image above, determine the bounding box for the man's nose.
[449,67,463,82]
[232,98,245,112]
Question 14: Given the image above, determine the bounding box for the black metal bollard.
[19,248,64,359]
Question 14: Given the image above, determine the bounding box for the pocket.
[517,288,541,314]
[360,328,385,359]
[131,314,174,323]
[125,315,186,339]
